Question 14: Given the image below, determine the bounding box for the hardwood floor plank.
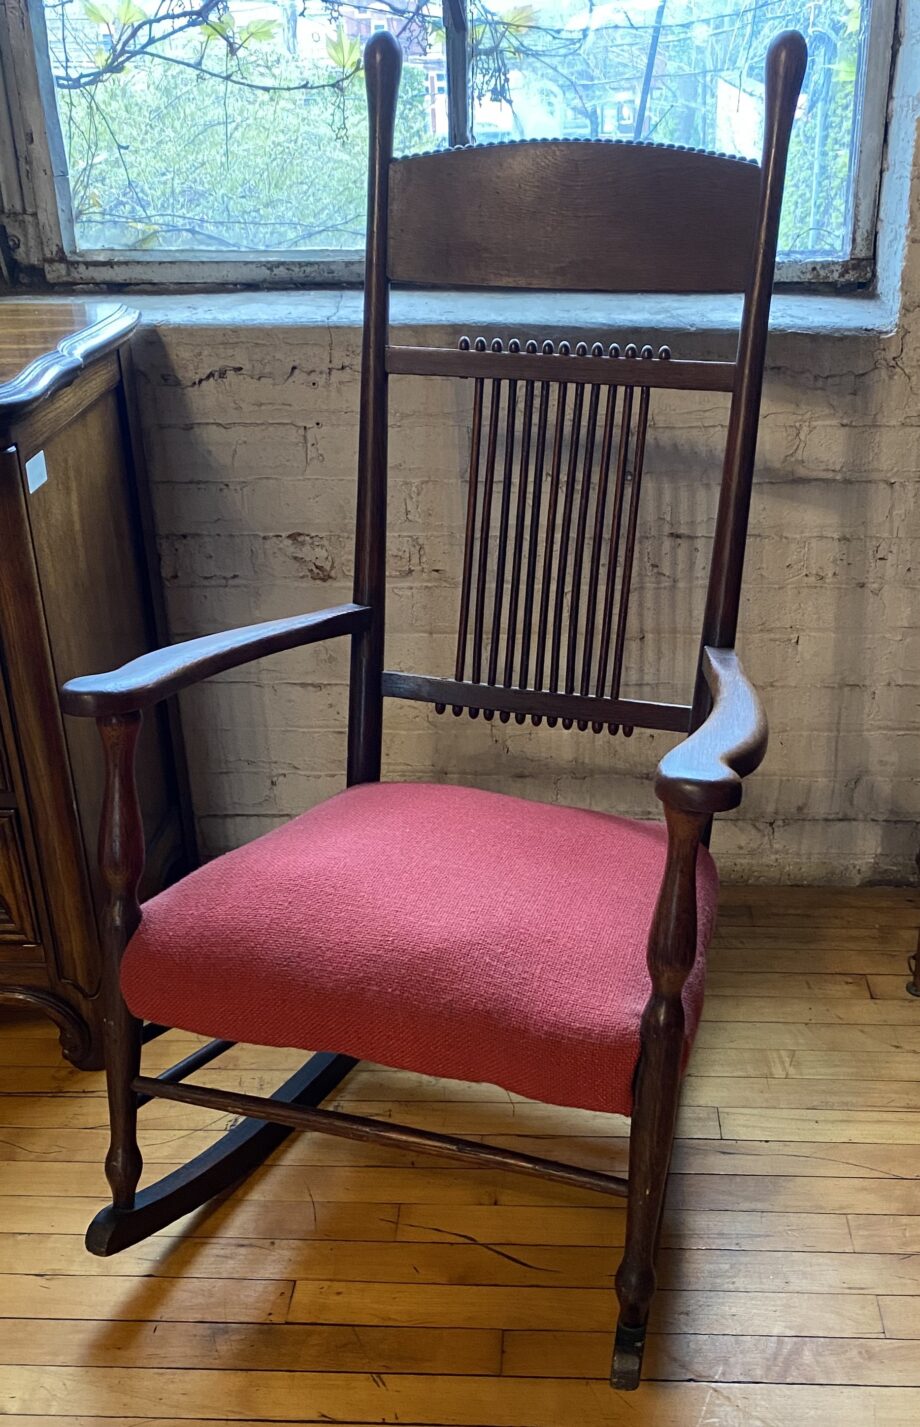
[503,1332,920,1385]
[0,1319,500,1373]
[0,1196,400,1239]
[712,928,916,949]
[2,1236,632,1287]
[700,997,920,1024]
[287,1281,882,1334]
[0,1275,293,1322]
[880,1299,920,1339]
[394,1205,852,1251]
[0,1099,237,1130]
[8,1237,905,1290]
[683,1077,920,1110]
[692,1049,920,1079]
[3,1369,920,1427]
[664,1176,920,1213]
[718,885,920,915]
[0,1161,619,1205]
[488,1136,920,1178]
[706,973,872,999]
[328,1101,716,1136]
[0,1126,463,1166]
[718,1110,920,1144]
[849,1217,920,1253]
[0,1094,716,1138]
[868,975,918,1000]
[0,1198,852,1251]
[655,1250,920,1295]
[695,1023,920,1052]
[669,1138,920,1177]
[709,948,911,975]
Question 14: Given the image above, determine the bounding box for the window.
[0,0,897,285]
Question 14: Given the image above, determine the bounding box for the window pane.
[471,0,871,260]
[38,0,875,261]
[40,0,443,252]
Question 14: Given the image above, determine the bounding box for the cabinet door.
[21,382,186,925]
[0,811,39,949]
[0,540,54,983]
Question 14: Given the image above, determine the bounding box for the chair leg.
[102,985,144,1213]
[612,803,706,1391]
[87,1050,357,1255]
[611,1034,681,1390]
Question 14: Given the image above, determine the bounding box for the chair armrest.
[655,647,767,815]
[61,603,372,718]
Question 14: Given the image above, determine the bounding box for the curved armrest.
[655,647,767,815]
[61,603,371,718]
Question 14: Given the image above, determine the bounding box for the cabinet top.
[0,301,139,421]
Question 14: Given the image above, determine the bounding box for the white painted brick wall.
[129,118,920,885]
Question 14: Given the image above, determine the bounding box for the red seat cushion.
[122,782,719,1115]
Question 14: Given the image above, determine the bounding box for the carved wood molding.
[0,301,138,421]
[0,984,91,1065]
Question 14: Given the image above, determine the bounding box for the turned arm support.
[655,647,767,815]
[636,648,767,1042]
[64,604,371,964]
[60,603,371,718]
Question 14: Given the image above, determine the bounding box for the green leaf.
[200,17,234,40]
[503,4,536,33]
[833,56,858,86]
[82,2,113,25]
[325,26,360,71]
[116,0,146,24]
[240,17,279,43]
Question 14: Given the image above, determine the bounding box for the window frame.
[0,0,899,290]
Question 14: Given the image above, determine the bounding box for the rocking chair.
[61,27,806,1390]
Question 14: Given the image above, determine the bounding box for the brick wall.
[132,106,920,885]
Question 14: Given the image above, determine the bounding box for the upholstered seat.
[122,781,719,1115]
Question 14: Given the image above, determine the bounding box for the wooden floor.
[2,885,920,1425]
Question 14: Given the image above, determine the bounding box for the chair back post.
[347,31,401,786]
[692,29,807,729]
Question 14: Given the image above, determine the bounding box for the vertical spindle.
[453,335,484,714]
[470,339,504,712]
[518,347,553,718]
[582,355,619,730]
[595,344,632,730]
[610,345,653,704]
[567,343,603,728]
[533,343,569,719]
[504,340,538,698]
[488,340,520,715]
[550,343,587,725]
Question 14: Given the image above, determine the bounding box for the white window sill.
[121,288,896,345]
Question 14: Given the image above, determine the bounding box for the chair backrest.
[346,29,807,785]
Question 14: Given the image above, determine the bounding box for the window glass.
[39,0,873,261]
[472,0,868,260]
[42,0,439,251]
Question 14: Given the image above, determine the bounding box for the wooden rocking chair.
[61,28,805,1390]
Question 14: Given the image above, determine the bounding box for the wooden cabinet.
[0,300,195,1067]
